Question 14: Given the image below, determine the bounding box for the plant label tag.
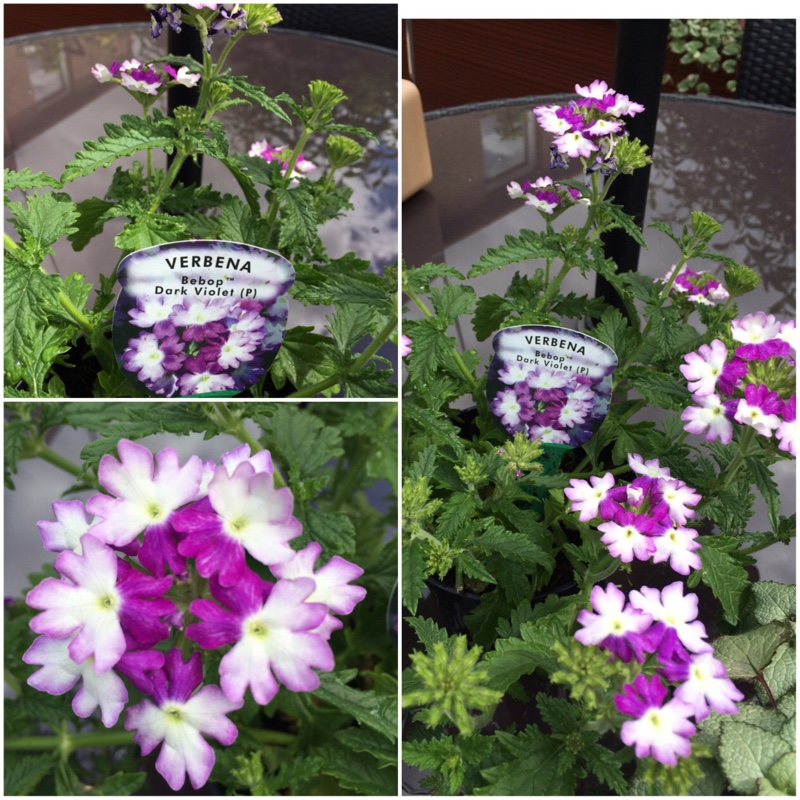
[487,324,618,447]
[112,240,294,397]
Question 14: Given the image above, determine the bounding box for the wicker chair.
[277,4,397,51]
[737,19,796,108]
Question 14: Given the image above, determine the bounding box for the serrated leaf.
[275,184,319,250]
[67,197,119,251]
[477,726,573,795]
[319,743,397,795]
[629,373,692,411]
[403,319,458,386]
[61,115,176,183]
[215,74,293,123]
[298,506,356,555]
[313,671,397,741]
[714,620,793,679]
[697,535,751,624]
[430,283,476,325]
[476,524,553,569]
[270,326,339,391]
[4,167,62,193]
[757,641,796,704]
[403,539,427,615]
[267,405,343,479]
[746,457,781,534]
[405,615,449,651]
[88,771,147,796]
[404,262,466,293]
[114,215,188,251]
[603,200,647,246]
[335,727,397,769]
[3,753,56,795]
[326,269,391,309]
[719,720,793,795]
[751,582,797,625]
[469,229,562,278]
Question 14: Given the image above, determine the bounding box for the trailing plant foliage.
[4,402,397,796]
[401,80,795,795]
[4,4,397,399]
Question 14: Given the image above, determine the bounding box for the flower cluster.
[658,263,730,307]
[576,581,743,765]
[23,440,366,790]
[490,361,612,446]
[565,454,702,574]
[150,4,248,50]
[122,295,289,396]
[680,312,796,455]
[92,58,201,96]
[248,139,318,186]
[507,79,646,214]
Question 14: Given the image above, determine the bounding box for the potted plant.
[4,4,398,399]
[4,401,398,795]
[401,79,795,794]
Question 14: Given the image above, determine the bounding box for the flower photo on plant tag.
[113,240,294,397]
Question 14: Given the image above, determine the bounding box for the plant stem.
[288,311,398,398]
[239,726,297,746]
[4,731,135,752]
[34,444,84,480]
[721,425,756,490]
[147,151,189,214]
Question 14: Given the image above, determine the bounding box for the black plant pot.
[425,572,579,637]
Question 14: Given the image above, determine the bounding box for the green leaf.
[275,184,319,251]
[472,293,511,342]
[215,193,266,246]
[478,726,573,795]
[719,720,793,795]
[319,743,397,795]
[751,582,797,625]
[214,75,292,120]
[61,115,176,183]
[403,539,427,615]
[746,456,781,534]
[3,753,55,795]
[714,620,793,679]
[403,319,459,386]
[335,727,397,769]
[4,168,62,193]
[267,405,343,479]
[697,535,751,624]
[629,373,693,411]
[469,229,561,278]
[114,215,188,251]
[403,262,466,294]
[757,641,796,704]
[67,197,119,251]
[326,269,391,309]
[475,524,552,569]
[430,283,476,324]
[270,327,339,391]
[313,671,397,741]
[602,201,646,246]
[8,190,79,260]
[298,506,356,555]
[405,615,449,651]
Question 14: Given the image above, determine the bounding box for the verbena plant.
[401,80,795,795]
[4,401,397,795]
[4,4,397,399]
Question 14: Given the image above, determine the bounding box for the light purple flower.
[681,393,733,444]
[731,312,782,345]
[653,478,701,526]
[564,472,618,522]
[122,332,186,383]
[26,534,173,673]
[680,340,728,396]
[125,649,241,791]
[664,652,744,721]
[37,500,91,553]
[120,67,163,96]
[734,383,783,437]
[174,462,302,586]
[777,395,796,456]
[598,510,659,563]
[271,542,367,638]
[86,440,203,573]
[163,64,201,88]
[575,583,654,663]
[187,571,335,704]
[629,583,712,655]
[553,130,598,158]
[91,63,114,83]
[651,525,702,575]
[616,674,696,765]
[23,636,164,728]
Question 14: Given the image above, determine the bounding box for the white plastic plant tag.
[112,240,294,397]
[487,324,618,447]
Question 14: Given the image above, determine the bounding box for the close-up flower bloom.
[126,649,241,791]
[615,673,696,765]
